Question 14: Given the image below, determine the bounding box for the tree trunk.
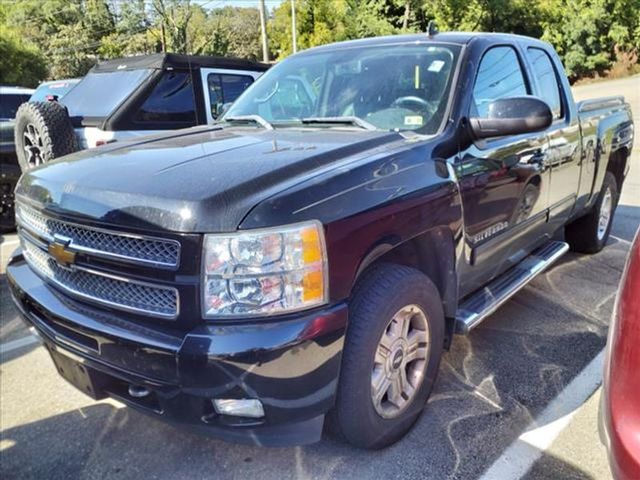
[402,1,411,30]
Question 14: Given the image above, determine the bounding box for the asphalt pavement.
[1,76,638,480]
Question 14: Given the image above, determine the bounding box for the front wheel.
[334,263,444,449]
[565,172,618,253]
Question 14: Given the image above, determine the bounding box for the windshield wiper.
[222,114,274,130]
[301,116,378,131]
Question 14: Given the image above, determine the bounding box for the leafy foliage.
[203,7,263,60]
[0,0,638,86]
[0,32,47,88]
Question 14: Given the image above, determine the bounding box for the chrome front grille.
[16,203,180,268]
[21,239,179,319]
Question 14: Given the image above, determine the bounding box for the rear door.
[457,44,551,296]
[524,46,582,228]
[201,69,261,123]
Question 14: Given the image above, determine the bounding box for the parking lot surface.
[1,76,639,480]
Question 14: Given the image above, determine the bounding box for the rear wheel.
[334,263,444,449]
[565,172,618,253]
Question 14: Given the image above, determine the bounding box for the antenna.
[427,21,439,37]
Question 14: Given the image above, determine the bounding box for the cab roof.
[302,31,551,54]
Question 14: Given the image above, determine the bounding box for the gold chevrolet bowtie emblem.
[48,238,76,268]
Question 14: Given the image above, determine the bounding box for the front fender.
[240,143,463,306]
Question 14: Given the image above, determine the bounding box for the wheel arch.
[606,146,630,195]
[351,226,458,347]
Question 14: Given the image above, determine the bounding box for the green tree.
[539,0,639,78]
[420,0,542,36]
[84,0,115,42]
[0,32,47,87]
[345,0,399,38]
[48,23,97,78]
[269,0,353,59]
[202,7,262,60]
[98,1,158,58]
[152,0,193,54]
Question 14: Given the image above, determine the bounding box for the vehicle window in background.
[207,74,254,119]
[62,69,152,118]
[226,43,461,133]
[473,46,529,118]
[0,94,31,120]
[135,71,196,124]
[527,47,563,119]
[30,80,80,102]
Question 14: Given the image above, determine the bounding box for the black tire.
[14,101,79,172]
[334,263,444,449]
[0,162,21,233]
[565,171,618,254]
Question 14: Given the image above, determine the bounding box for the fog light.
[213,399,264,418]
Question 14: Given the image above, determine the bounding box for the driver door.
[457,45,551,297]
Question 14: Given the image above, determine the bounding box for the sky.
[194,0,284,10]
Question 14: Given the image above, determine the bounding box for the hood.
[16,126,402,232]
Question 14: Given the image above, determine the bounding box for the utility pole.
[258,0,269,63]
[291,0,297,53]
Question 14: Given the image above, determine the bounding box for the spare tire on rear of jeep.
[14,101,79,172]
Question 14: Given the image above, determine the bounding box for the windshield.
[225,42,461,134]
[30,80,80,102]
[61,69,152,118]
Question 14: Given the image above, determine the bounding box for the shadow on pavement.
[0,396,599,480]
[523,451,601,480]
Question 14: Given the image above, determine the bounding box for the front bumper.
[7,253,348,446]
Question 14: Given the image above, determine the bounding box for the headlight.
[202,221,328,318]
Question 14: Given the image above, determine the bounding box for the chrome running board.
[455,241,569,334]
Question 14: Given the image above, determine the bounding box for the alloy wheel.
[23,124,44,169]
[597,187,613,241]
[371,304,430,419]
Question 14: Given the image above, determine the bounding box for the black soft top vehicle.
[64,53,269,129]
[14,53,269,171]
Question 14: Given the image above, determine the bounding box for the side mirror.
[470,96,553,139]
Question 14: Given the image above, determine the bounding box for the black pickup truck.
[8,32,634,449]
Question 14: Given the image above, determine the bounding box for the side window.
[0,94,30,120]
[135,71,196,125]
[526,47,562,119]
[208,74,223,119]
[221,74,253,103]
[473,46,528,118]
[207,73,254,119]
